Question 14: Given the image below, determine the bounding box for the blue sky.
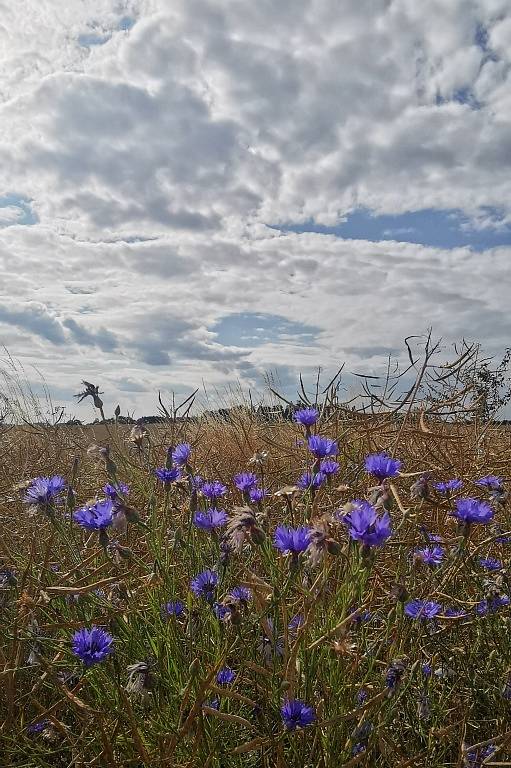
[272,208,511,251]
[0,0,511,418]
[0,195,38,227]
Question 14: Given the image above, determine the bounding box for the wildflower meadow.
[1,343,511,767]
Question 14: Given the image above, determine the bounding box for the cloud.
[0,0,510,416]
[62,317,119,352]
[0,302,67,345]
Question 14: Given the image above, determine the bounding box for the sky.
[0,0,510,419]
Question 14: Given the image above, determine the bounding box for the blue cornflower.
[288,614,304,631]
[27,719,50,736]
[190,475,204,491]
[103,482,129,500]
[343,500,391,548]
[479,557,502,571]
[294,408,319,427]
[273,525,311,555]
[71,626,113,667]
[476,595,510,615]
[281,699,316,730]
[444,606,467,618]
[216,667,235,685]
[465,744,496,767]
[353,609,372,625]
[230,586,252,603]
[297,471,326,490]
[364,452,402,481]
[434,479,463,493]
[451,498,494,525]
[190,570,218,602]
[307,435,338,459]
[415,546,444,566]
[233,472,258,492]
[422,663,432,678]
[404,600,442,620]
[201,481,228,500]
[73,499,113,531]
[385,660,406,689]
[203,696,220,711]
[172,443,192,466]
[213,602,230,620]
[24,475,66,511]
[320,459,340,475]
[476,475,503,491]
[154,467,181,485]
[193,508,228,531]
[162,600,185,618]
[420,525,443,543]
[249,486,267,503]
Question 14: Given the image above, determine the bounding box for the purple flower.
[465,744,496,767]
[297,471,326,490]
[451,498,494,525]
[419,525,443,543]
[190,569,218,602]
[203,696,220,711]
[172,443,192,466]
[364,452,402,481]
[71,626,113,667]
[281,699,316,730]
[443,606,468,618]
[193,508,228,531]
[343,500,391,548]
[294,408,319,427]
[273,525,311,554]
[162,600,185,618]
[103,482,129,500]
[288,614,304,631]
[476,475,503,491]
[434,479,463,493]
[319,459,339,475]
[494,525,511,544]
[201,481,228,500]
[476,595,510,615]
[154,467,181,485]
[422,663,432,678]
[24,475,66,510]
[478,557,502,571]
[385,660,406,689]
[190,475,204,491]
[404,600,442,620]
[73,499,113,531]
[415,546,444,566]
[307,435,338,459]
[249,486,267,503]
[356,689,368,705]
[233,472,258,492]
[27,719,50,736]
[216,667,235,685]
[230,586,252,602]
[213,602,230,620]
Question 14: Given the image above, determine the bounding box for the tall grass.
[1,344,511,767]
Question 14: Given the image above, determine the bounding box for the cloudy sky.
[1,0,510,418]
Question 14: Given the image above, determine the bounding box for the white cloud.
[0,0,510,416]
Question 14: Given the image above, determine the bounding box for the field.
[1,371,511,767]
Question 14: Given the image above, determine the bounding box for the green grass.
[1,405,511,767]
